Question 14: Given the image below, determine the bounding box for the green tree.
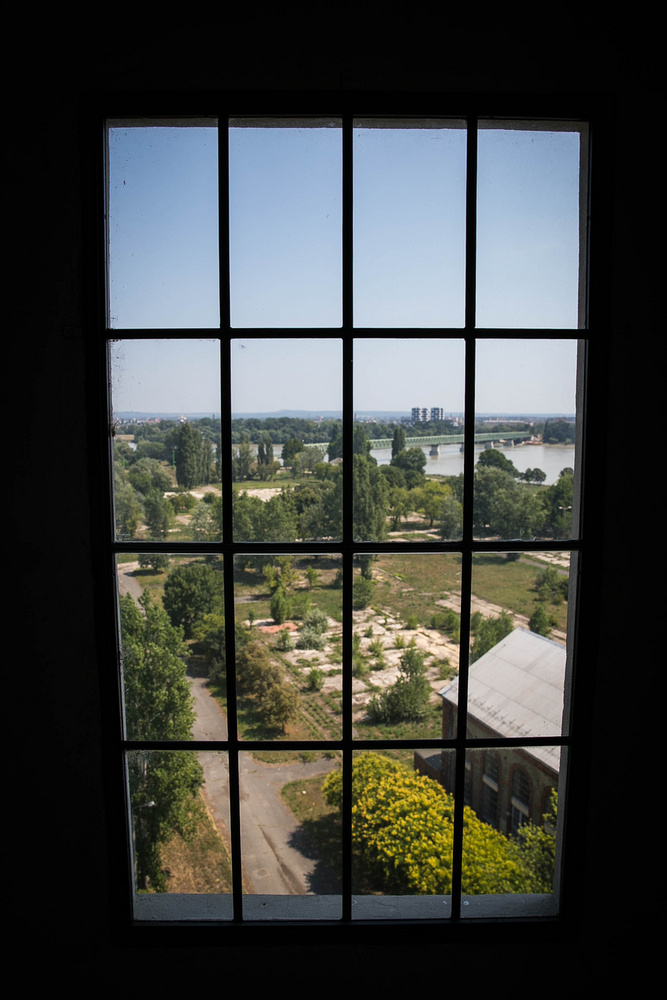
[391,425,406,459]
[470,610,514,662]
[143,489,173,540]
[113,467,143,539]
[353,454,389,541]
[528,603,552,636]
[162,561,223,639]
[323,754,532,895]
[232,432,254,482]
[128,456,172,495]
[174,421,207,489]
[390,446,427,486]
[270,587,292,625]
[120,593,203,891]
[477,448,519,477]
[412,480,453,528]
[138,552,170,574]
[473,466,543,539]
[281,437,305,468]
[367,646,432,723]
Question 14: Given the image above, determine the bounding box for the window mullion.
[450,116,480,918]
[341,114,354,921]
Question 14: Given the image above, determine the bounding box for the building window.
[481,751,500,828]
[511,769,532,835]
[99,101,596,929]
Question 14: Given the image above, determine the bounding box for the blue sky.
[108,121,582,416]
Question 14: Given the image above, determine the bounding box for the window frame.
[85,90,611,946]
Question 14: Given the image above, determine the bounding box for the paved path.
[189,671,338,895]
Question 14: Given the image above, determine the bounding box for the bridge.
[304,430,533,455]
[367,431,533,454]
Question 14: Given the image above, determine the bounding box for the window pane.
[229,119,342,328]
[353,339,465,542]
[473,339,578,541]
[239,750,342,918]
[351,554,461,740]
[107,122,219,329]
[128,750,234,914]
[350,750,455,917]
[353,120,466,327]
[119,554,225,742]
[466,574,567,740]
[476,123,583,328]
[231,338,342,541]
[461,747,561,916]
[110,339,222,542]
[234,554,342,741]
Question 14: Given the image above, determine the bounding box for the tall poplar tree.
[120,593,203,891]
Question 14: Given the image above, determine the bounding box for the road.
[119,562,339,895]
[189,669,339,895]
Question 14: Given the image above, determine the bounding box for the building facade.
[415,629,565,835]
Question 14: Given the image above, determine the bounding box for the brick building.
[415,629,565,834]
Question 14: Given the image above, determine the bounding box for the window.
[98,99,597,931]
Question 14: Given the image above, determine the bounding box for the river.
[370,442,575,485]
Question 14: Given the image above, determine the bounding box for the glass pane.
[353,339,465,542]
[229,119,342,328]
[465,550,569,736]
[128,749,233,910]
[461,747,561,915]
[476,123,583,328]
[234,554,342,741]
[107,122,219,329]
[473,339,578,541]
[110,339,222,543]
[239,750,342,918]
[353,120,466,327]
[119,554,225,741]
[231,338,342,541]
[350,750,455,917]
[351,553,461,741]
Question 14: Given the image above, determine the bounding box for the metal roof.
[439,628,566,773]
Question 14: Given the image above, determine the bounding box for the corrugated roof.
[440,628,565,772]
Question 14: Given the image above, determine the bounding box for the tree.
[128,456,172,495]
[143,489,173,540]
[232,432,254,482]
[138,552,170,574]
[367,646,432,723]
[390,446,427,486]
[439,493,463,541]
[391,425,406,459]
[473,466,543,539]
[113,467,143,539]
[119,593,203,891]
[162,561,223,639]
[528,603,552,636]
[323,754,537,895]
[470,610,514,662]
[281,437,305,468]
[270,587,292,625]
[174,421,205,489]
[353,454,389,541]
[477,447,519,477]
[412,480,453,528]
[236,641,299,733]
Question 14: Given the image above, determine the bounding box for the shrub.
[306,667,325,691]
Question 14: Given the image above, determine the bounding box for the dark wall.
[12,4,658,991]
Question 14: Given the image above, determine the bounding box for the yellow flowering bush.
[323,753,549,895]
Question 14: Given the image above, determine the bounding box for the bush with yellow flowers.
[323,753,553,896]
